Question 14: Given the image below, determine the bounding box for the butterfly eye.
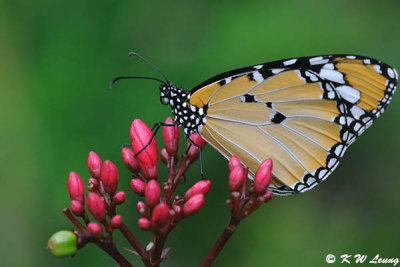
[161,97,169,105]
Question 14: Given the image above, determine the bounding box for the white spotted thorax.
[159,83,206,135]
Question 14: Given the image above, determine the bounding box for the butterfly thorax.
[159,83,206,135]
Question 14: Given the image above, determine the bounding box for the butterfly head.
[159,83,176,105]
[159,83,190,106]
[159,82,205,134]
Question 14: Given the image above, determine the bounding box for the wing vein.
[206,123,288,185]
[257,126,307,178]
[281,123,330,152]
[206,115,272,126]
[207,72,253,105]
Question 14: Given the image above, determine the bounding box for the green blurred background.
[2,0,400,266]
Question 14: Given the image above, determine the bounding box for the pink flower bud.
[228,156,241,171]
[121,147,140,173]
[151,203,171,227]
[138,218,152,231]
[130,179,146,196]
[160,148,169,164]
[112,191,126,204]
[262,191,273,202]
[100,160,118,194]
[87,151,102,179]
[70,200,84,216]
[86,192,106,222]
[163,117,180,155]
[254,159,273,195]
[145,180,160,208]
[67,172,85,204]
[183,194,205,217]
[228,166,245,192]
[184,180,211,201]
[130,119,158,179]
[187,133,206,160]
[110,215,123,229]
[87,222,103,236]
[136,201,147,214]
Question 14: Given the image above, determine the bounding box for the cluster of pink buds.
[48,151,136,266]
[49,117,209,266]
[134,179,211,232]
[67,152,125,232]
[124,118,210,261]
[48,116,275,267]
[126,118,210,226]
[227,156,273,219]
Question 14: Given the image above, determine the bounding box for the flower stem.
[200,217,240,267]
[77,232,134,267]
[97,241,134,267]
[151,234,167,266]
[62,208,87,232]
[119,223,151,267]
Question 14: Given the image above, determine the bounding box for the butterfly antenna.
[128,52,170,84]
[109,76,165,89]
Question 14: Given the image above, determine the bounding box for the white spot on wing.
[319,169,328,178]
[328,158,336,168]
[387,68,395,79]
[309,56,323,63]
[319,69,345,84]
[322,63,334,70]
[309,56,329,65]
[306,177,316,185]
[253,71,264,83]
[272,68,284,74]
[353,122,362,132]
[198,124,203,133]
[374,65,382,74]
[254,64,263,69]
[336,85,360,103]
[334,144,343,156]
[346,55,356,59]
[283,58,297,66]
[350,105,365,119]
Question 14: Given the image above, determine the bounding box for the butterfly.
[112,53,398,195]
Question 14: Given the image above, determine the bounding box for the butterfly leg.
[186,136,205,179]
[134,122,176,157]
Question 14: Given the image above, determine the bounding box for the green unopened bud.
[47,230,77,257]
